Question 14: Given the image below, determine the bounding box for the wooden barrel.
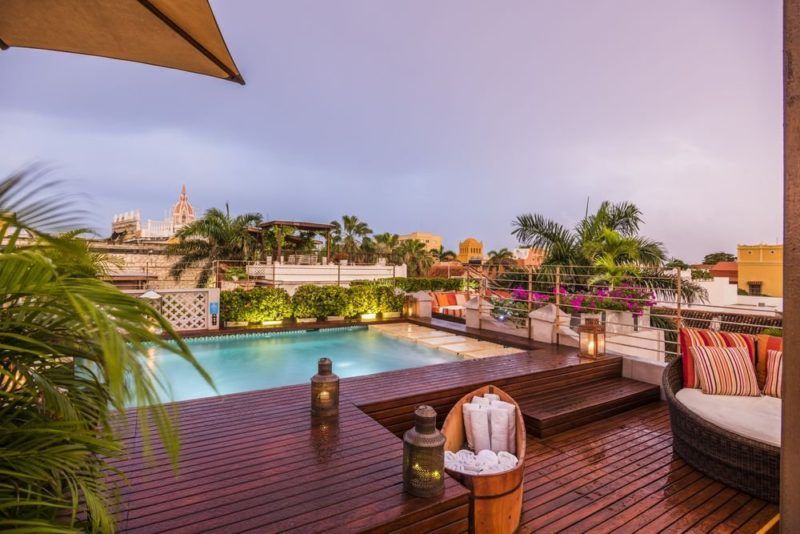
[441,385,526,534]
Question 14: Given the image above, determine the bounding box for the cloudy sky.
[0,0,782,262]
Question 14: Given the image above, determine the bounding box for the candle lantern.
[310,357,339,417]
[578,317,606,359]
[403,405,445,498]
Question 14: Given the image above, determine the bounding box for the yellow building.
[398,231,442,252]
[457,237,484,263]
[737,244,783,297]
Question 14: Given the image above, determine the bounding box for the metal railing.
[468,265,782,362]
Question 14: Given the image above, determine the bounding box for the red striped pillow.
[764,350,783,398]
[679,328,756,388]
[692,346,760,396]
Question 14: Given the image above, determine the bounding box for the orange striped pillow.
[692,346,760,396]
[679,328,756,388]
[764,350,783,398]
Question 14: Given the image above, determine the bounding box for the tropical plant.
[432,246,457,262]
[291,285,346,319]
[168,205,263,287]
[665,258,689,270]
[702,251,736,265]
[395,239,434,277]
[0,171,211,531]
[329,215,373,259]
[512,201,666,269]
[486,248,516,274]
[373,232,400,259]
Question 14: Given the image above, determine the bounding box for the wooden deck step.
[518,377,660,437]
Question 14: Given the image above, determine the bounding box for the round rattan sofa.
[663,357,780,503]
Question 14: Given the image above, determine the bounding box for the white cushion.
[676,388,781,447]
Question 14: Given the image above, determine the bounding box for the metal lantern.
[310,357,339,417]
[578,317,606,359]
[403,405,445,498]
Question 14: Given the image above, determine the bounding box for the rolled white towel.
[472,396,490,406]
[451,463,481,475]
[455,449,476,463]
[483,393,500,401]
[497,451,519,468]
[470,408,491,452]
[476,449,499,466]
[462,403,485,450]
[481,462,508,474]
[489,407,509,453]
[490,399,517,454]
[444,451,458,466]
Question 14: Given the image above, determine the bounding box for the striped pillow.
[692,346,760,396]
[756,335,783,388]
[679,328,756,388]
[764,350,783,398]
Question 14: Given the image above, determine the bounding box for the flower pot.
[326,315,345,322]
[225,321,248,328]
[360,313,378,321]
[296,317,317,324]
[260,320,284,326]
[381,311,402,319]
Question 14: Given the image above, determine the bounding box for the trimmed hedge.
[351,277,473,292]
[221,284,405,323]
[221,287,292,323]
[292,285,348,319]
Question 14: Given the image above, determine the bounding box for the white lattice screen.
[160,291,208,331]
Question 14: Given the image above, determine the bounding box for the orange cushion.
[446,293,458,306]
[764,350,783,398]
[435,292,451,307]
[692,346,760,396]
[679,328,756,388]
[428,291,439,312]
[756,334,783,388]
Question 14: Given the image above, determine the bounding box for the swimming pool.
[149,326,460,402]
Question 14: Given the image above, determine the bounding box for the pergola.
[254,220,336,261]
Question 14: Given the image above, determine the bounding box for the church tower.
[171,184,196,229]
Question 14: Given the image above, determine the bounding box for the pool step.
[517,377,660,438]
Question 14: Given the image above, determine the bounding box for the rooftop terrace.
[110,321,777,533]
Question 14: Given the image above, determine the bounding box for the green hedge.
[221,287,292,323]
[221,284,404,323]
[351,277,473,292]
[292,285,348,319]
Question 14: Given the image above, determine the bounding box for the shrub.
[221,287,292,323]
[292,285,348,319]
[351,277,472,292]
[377,286,405,313]
[343,284,381,317]
[690,269,713,281]
[220,288,246,323]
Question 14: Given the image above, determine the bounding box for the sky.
[0,0,783,262]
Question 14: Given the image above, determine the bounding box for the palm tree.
[373,232,400,259]
[432,245,457,262]
[512,200,666,270]
[329,215,372,259]
[396,239,434,277]
[486,248,516,274]
[168,205,262,286]
[0,171,211,531]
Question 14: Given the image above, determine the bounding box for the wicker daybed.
[664,356,780,503]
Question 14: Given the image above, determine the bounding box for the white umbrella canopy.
[0,0,244,84]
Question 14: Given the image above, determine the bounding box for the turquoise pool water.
[149,327,459,402]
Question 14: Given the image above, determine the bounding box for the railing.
[213,259,407,293]
[467,265,782,362]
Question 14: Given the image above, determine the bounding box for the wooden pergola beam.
[783,0,800,528]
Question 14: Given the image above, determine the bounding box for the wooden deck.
[521,402,778,533]
[111,325,778,533]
